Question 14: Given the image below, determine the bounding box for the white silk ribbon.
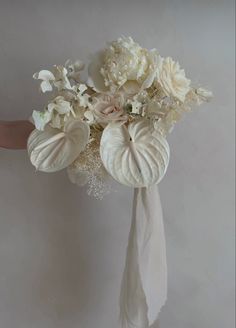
[120,185,167,328]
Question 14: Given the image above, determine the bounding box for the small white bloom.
[65,59,85,81]
[33,65,72,93]
[32,110,52,131]
[53,65,72,90]
[47,96,74,129]
[48,96,72,115]
[195,87,213,103]
[156,57,191,102]
[126,98,143,115]
[76,84,90,108]
[84,110,95,124]
[33,70,55,93]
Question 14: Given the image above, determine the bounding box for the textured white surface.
[0,1,235,328]
[28,120,90,172]
[100,120,170,187]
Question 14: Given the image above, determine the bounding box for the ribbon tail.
[120,185,167,328]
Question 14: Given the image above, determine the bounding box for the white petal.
[87,51,108,92]
[122,81,140,94]
[40,80,53,93]
[100,119,170,187]
[50,113,62,129]
[78,84,87,93]
[84,110,95,123]
[33,70,55,81]
[28,120,90,172]
[55,101,72,114]
[32,110,52,131]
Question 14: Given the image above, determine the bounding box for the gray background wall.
[0,0,235,327]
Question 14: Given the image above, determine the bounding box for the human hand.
[0,120,34,149]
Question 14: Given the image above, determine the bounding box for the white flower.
[85,93,127,125]
[128,99,143,115]
[48,96,72,115]
[156,57,191,102]
[53,66,72,90]
[76,84,90,108]
[195,87,213,104]
[33,70,55,93]
[32,110,52,131]
[33,65,72,93]
[88,37,160,93]
[65,59,85,81]
[32,96,75,131]
[47,96,74,129]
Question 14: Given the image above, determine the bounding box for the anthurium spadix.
[28,120,90,172]
[100,119,170,188]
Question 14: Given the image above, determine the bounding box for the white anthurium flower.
[28,119,90,173]
[33,70,55,93]
[65,59,85,81]
[32,110,52,131]
[87,51,109,92]
[156,57,191,102]
[100,119,170,187]
[139,49,161,90]
[88,37,160,93]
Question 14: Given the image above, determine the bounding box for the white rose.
[88,37,160,93]
[85,94,127,125]
[156,57,191,102]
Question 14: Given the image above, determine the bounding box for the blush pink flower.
[85,94,128,125]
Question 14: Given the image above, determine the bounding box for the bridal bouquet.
[28,36,212,198]
[28,37,212,328]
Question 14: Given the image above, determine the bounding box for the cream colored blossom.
[32,110,52,131]
[85,94,127,125]
[33,65,72,93]
[33,70,55,93]
[156,57,191,102]
[32,96,75,131]
[65,59,84,81]
[48,96,74,129]
[88,37,160,93]
[195,87,213,103]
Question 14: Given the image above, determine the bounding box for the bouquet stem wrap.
[120,185,167,328]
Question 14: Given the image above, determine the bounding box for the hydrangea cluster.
[28,37,212,198]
